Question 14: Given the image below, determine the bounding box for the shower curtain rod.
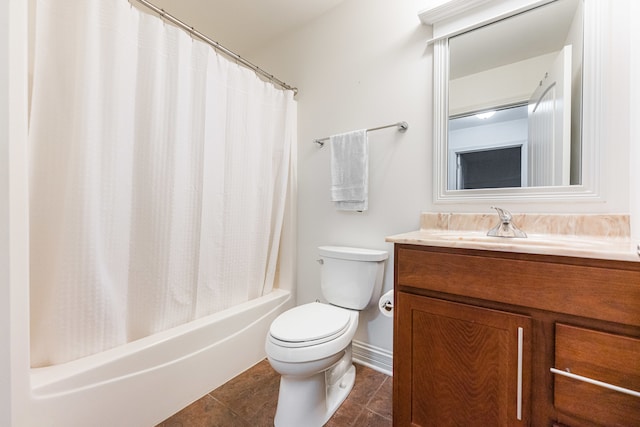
[131,0,298,96]
[313,121,409,147]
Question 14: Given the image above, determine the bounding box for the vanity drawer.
[553,323,640,426]
[395,245,640,326]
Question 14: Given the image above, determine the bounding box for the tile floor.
[157,359,392,427]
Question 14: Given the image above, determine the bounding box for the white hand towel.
[330,129,368,211]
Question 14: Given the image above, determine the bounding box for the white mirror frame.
[428,0,606,203]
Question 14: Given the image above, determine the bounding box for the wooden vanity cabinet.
[393,244,640,427]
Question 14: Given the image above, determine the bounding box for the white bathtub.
[28,288,293,427]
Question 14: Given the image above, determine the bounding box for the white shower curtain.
[28,0,296,367]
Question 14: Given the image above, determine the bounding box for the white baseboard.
[352,340,393,377]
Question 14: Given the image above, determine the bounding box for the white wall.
[252,0,433,352]
[252,0,635,356]
[1,0,30,425]
[449,53,555,115]
[631,0,640,243]
[0,0,11,421]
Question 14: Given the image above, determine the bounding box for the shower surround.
[24,0,297,424]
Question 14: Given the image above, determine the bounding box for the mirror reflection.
[447,0,583,190]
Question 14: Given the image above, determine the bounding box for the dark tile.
[160,394,251,427]
[210,359,280,423]
[353,409,393,427]
[234,379,279,426]
[243,399,278,427]
[367,376,393,420]
[326,398,364,427]
[348,364,388,405]
[158,360,393,427]
[210,359,278,400]
[209,360,276,400]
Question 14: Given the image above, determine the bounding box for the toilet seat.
[266,302,358,364]
[269,302,352,348]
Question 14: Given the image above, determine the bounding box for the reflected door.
[528,45,572,186]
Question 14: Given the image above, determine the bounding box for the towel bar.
[313,121,408,147]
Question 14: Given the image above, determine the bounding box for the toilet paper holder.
[378,290,394,317]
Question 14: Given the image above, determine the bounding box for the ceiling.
[136,0,348,57]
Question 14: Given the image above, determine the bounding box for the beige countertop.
[386,213,640,263]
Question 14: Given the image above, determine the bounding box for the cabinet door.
[394,292,531,427]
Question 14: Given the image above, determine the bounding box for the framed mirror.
[427,0,606,202]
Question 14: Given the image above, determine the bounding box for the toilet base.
[325,364,356,421]
[273,349,356,427]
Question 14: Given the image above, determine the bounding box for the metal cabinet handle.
[517,327,523,421]
[550,368,640,398]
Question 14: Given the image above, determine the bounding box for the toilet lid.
[269,302,352,344]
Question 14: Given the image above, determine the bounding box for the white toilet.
[265,246,388,427]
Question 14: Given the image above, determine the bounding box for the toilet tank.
[318,246,388,310]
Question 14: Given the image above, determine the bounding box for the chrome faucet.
[487,207,527,238]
